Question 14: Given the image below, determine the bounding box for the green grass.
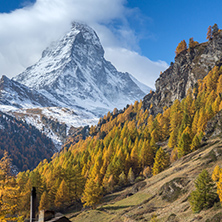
[99,191,151,214]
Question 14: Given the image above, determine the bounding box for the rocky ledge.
[143,31,222,115]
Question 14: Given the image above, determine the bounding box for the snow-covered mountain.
[0,22,151,148]
[13,22,150,116]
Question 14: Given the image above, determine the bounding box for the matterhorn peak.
[13,22,150,116]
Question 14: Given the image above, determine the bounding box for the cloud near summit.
[0,0,168,88]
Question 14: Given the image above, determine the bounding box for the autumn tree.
[188,37,199,51]
[212,23,219,37]
[177,127,192,158]
[152,147,170,175]
[39,191,49,211]
[140,140,154,168]
[17,178,32,216]
[119,171,127,186]
[0,151,21,221]
[54,180,70,210]
[212,165,220,182]
[190,134,200,151]
[168,129,178,148]
[143,166,152,178]
[216,75,222,94]
[65,166,85,202]
[82,178,103,209]
[175,40,187,56]
[106,174,115,193]
[127,167,135,184]
[189,170,217,212]
[214,166,222,204]
[206,26,212,40]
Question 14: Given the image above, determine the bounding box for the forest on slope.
[0,111,56,172]
[1,25,222,220]
[2,63,222,219]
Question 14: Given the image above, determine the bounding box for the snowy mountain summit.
[14,22,150,116]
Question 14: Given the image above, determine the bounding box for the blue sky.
[0,0,221,88]
[126,0,222,63]
[0,0,37,13]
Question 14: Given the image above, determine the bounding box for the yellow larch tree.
[175,40,187,56]
[0,151,22,221]
[212,165,220,182]
[140,140,154,168]
[54,179,69,209]
[152,147,169,175]
[216,75,222,94]
[82,177,103,209]
[206,26,212,40]
[39,191,49,211]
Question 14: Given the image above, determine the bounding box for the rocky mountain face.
[143,31,222,115]
[13,22,150,116]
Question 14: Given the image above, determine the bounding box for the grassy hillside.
[67,137,222,222]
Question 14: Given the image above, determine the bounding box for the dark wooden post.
[30,187,37,222]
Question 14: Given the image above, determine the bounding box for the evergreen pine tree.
[189,170,217,212]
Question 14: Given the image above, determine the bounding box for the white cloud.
[105,48,168,89]
[0,0,168,88]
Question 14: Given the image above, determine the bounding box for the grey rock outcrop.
[203,109,222,140]
[143,31,222,115]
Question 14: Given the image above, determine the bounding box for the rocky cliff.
[143,31,222,115]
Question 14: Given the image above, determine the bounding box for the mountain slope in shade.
[13,22,150,116]
[0,75,56,108]
[0,110,56,172]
